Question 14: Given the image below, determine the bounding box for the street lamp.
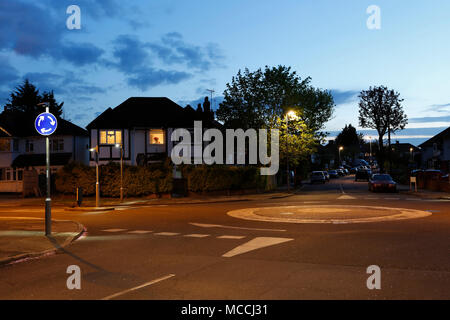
[115,143,124,202]
[410,147,414,162]
[339,146,344,166]
[89,146,100,207]
[285,110,297,192]
[368,136,372,164]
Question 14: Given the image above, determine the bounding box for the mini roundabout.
[227,205,432,224]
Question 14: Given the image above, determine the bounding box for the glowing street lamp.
[115,143,124,202]
[285,110,297,191]
[89,146,100,207]
[339,146,344,165]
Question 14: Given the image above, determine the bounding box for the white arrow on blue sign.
[35,112,58,136]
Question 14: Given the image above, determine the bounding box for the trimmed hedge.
[55,162,269,197]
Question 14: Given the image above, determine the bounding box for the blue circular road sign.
[35,112,58,136]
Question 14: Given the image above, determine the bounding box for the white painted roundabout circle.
[227,205,432,224]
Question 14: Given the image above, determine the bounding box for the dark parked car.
[355,169,371,181]
[328,170,339,179]
[336,169,345,176]
[368,174,397,192]
[310,171,326,184]
[322,171,330,181]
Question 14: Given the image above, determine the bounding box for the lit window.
[149,129,164,145]
[100,130,122,145]
[0,139,10,151]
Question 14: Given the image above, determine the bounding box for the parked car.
[355,169,371,181]
[310,171,326,184]
[336,169,345,176]
[328,170,339,179]
[322,171,330,181]
[368,174,397,192]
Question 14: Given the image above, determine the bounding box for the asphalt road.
[0,175,449,300]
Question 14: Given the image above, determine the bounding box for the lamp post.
[410,147,414,162]
[89,146,100,207]
[37,102,51,236]
[339,146,344,166]
[285,110,296,191]
[115,143,124,202]
[368,136,372,164]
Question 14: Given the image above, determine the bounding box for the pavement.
[0,175,449,299]
[0,217,85,265]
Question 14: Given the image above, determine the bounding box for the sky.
[1,0,449,145]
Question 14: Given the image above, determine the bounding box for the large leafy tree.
[217,65,334,134]
[4,79,64,117]
[358,86,408,172]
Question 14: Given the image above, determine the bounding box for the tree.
[335,124,363,163]
[217,66,334,135]
[358,86,408,172]
[4,79,64,117]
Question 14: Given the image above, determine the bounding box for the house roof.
[392,142,421,153]
[419,127,450,148]
[86,97,220,129]
[0,111,88,137]
[11,153,73,168]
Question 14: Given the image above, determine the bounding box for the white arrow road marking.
[101,274,175,300]
[222,237,294,258]
[337,195,356,200]
[47,116,55,125]
[38,116,44,126]
[190,222,286,232]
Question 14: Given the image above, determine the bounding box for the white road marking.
[101,274,175,300]
[154,232,180,236]
[102,229,127,232]
[222,237,294,258]
[217,235,246,239]
[406,198,421,201]
[280,212,294,215]
[337,195,356,200]
[364,197,379,200]
[184,234,210,238]
[190,222,286,232]
[127,230,152,234]
[384,198,400,200]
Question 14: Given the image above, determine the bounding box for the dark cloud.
[0,59,20,86]
[127,68,191,91]
[111,35,151,74]
[409,115,450,123]
[330,90,359,105]
[0,0,104,65]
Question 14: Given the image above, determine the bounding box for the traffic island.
[0,217,85,266]
[227,205,432,224]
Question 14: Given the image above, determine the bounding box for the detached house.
[0,111,89,193]
[86,97,219,166]
[419,126,450,172]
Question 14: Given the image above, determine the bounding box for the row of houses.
[1,95,449,193]
[0,97,217,193]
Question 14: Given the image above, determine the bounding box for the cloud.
[330,90,359,105]
[0,0,104,65]
[409,115,450,123]
[426,103,450,113]
[127,68,191,91]
[111,35,151,74]
[0,58,20,86]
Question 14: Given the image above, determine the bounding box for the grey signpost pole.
[37,102,52,236]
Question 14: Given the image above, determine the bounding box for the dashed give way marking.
[222,237,294,258]
[337,195,356,200]
[190,222,285,232]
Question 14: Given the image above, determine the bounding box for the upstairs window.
[100,130,122,145]
[0,139,10,151]
[149,129,164,145]
[26,140,34,152]
[50,139,64,152]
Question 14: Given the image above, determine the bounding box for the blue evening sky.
[1,0,449,144]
